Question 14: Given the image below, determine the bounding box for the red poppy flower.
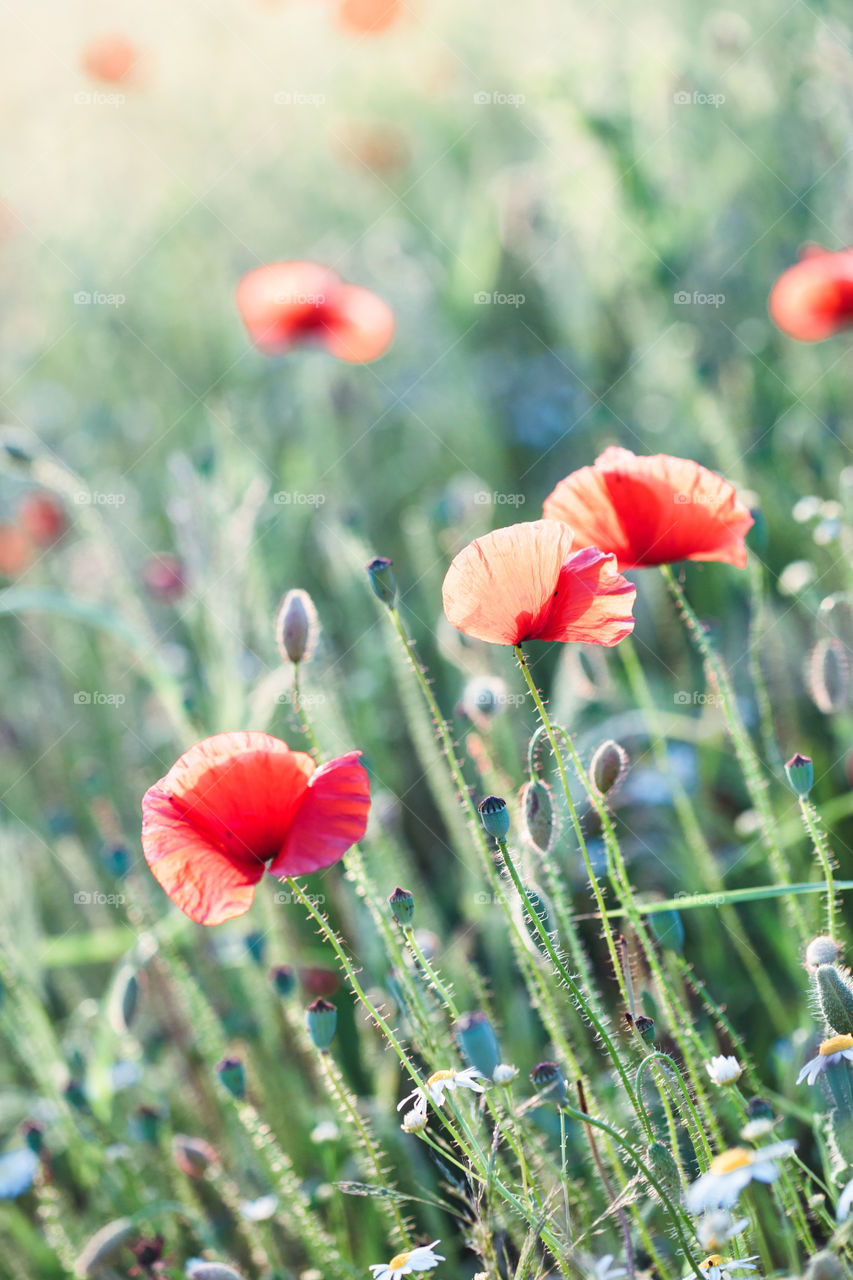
[236,261,394,363]
[336,0,401,33]
[769,245,853,342]
[542,447,753,570]
[0,525,34,577]
[18,492,66,547]
[80,35,141,85]
[141,732,370,925]
[442,520,636,647]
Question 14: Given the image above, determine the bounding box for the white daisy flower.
[698,1254,759,1280]
[492,1063,518,1085]
[837,1174,853,1222]
[369,1241,445,1280]
[591,1256,627,1280]
[706,1056,743,1087]
[740,1118,774,1142]
[687,1142,797,1213]
[797,1034,853,1086]
[397,1067,486,1116]
[695,1212,749,1252]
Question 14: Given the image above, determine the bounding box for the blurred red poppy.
[542,447,753,570]
[141,732,370,924]
[768,245,853,342]
[0,525,34,577]
[442,520,636,647]
[18,492,66,547]
[236,261,394,363]
[80,35,141,85]
[143,554,186,603]
[336,0,401,32]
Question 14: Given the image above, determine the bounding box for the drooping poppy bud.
[388,885,414,926]
[478,795,510,840]
[306,998,338,1050]
[591,739,628,796]
[520,778,554,853]
[785,753,814,798]
[74,1219,135,1279]
[366,556,397,606]
[275,589,319,665]
[172,1134,218,1179]
[646,1141,682,1200]
[455,1012,501,1079]
[817,965,853,1036]
[216,1057,247,1099]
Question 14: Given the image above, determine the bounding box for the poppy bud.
[816,965,853,1036]
[186,1264,248,1280]
[520,778,554,853]
[530,1061,567,1105]
[0,432,33,465]
[460,675,508,725]
[244,931,266,967]
[455,1011,500,1079]
[646,1140,682,1199]
[74,1219,135,1278]
[591,740,628,796]
[634,1014,655,1044]
[746,1096,774,1122]
[107,965,140,1034]
[172,1134,218,1178]
[269,965,296,998]
[492,1063,518,1085]
[785,752,814,797]
[21,1121,43,1155]
[65,1079,87,1111]
[806,935,840,972]
[306,998,338,1050]
[647,908,684,954]
[805,1254,845,1280]
[366,556,397,606]
[478,795,510,839]
[275,589,318,665]
[807,638,849,714]
[216,1057,247,1099]
[388,885,414,926]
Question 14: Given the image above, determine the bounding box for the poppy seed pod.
[591,740,628,796]
[520,778,554,852]
[530,1060,567,1105]
[634,1014,656,1044]
[216,1057,246,1099]
[366,556,397,606]
[306,998,338,1050]
[785,753,814,798]
[478,795,510,840]
[275,589,318,665]
[816,965,853,1036]
[269,964,296,998]
[388,885,414,926]
[455,1011,501,1079]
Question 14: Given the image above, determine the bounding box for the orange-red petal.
[322,285,395,363]
[769,248,853,342]
[543,447,753,570]
[442,519,635,646]
[269,751,370,877]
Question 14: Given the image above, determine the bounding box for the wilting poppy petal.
[543,447,753,570]
[269,751,370,877]
[442,520,636,647]
[236,261,394,363]
[769,247,853,342]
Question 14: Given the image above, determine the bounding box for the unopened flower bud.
[478,795,509,839]
[269,965,296,998]
[366,557,397,607]
[186,1263,248,1280]
[591,740,628,796]
[388,886,414,926]
[817,964,853,1036]
[400,1108,428,1134]
[216,1057,246,1099]
[785,752,814,797]
[805,1253,845,1280]
[492,1063,518,1085]
[306,998,338,1050]
[65,1079,88,1111]
[74,1219,135,1278]
[530,1060,567,1105]
[520,778,554,853]
[646,1140,682,1200]
[134,1106,162,1145]
[172,1133,218,1178]
[806,935,840,972]
[275,589,318,665]
[21,1121,43,1155]
[456,1011,500,1079]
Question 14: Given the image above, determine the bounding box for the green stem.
[799,796,837,940]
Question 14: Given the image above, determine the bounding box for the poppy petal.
[533,546,636,645]
[323,285,395,363]
[236,261,341,355]
[269,751,370,877]
[442,521,577,645]
[543,448,753,569]
[768,248,853,342]
[141,786,265,925]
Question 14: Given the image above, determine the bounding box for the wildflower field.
[6,2,853,1279]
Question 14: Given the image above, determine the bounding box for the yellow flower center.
[426,1070,456,1086]
[700,1256,724,1270]
[709,1147,752,1174]
[388,1252,411,1270]
[820,1034,853,1055]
